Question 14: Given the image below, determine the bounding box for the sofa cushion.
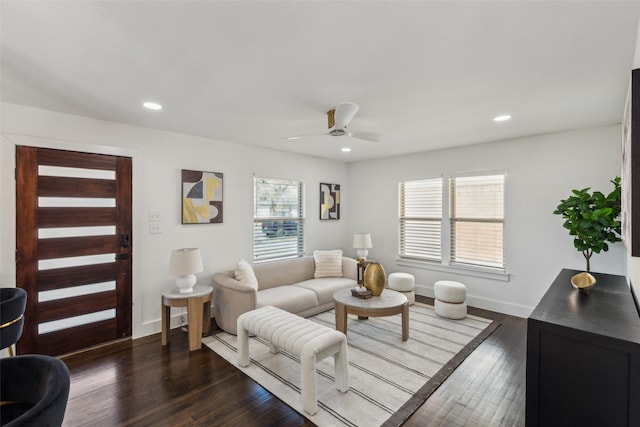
[295,277,357,305]
[313,250,344,278]
[257,286,319,314]
[235,259,259,290]
[253,257,315,290]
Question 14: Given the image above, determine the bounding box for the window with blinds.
[450,174,505,270]
[399,178,443,260]
[254,177,304,262]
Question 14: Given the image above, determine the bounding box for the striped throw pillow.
[313,250,344,278]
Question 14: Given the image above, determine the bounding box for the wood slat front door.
[16,146,132,356]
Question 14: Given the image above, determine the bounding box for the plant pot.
[571,272,596,294]
[364,262,386,296]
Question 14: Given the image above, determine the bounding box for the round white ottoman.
[434,280,466,303]
[434,299,467,320]
[434,280,466,319]
[388,272,415,305]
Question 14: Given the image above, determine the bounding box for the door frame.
[4,134,143,340]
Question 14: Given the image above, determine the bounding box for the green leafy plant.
[553,177,622,272]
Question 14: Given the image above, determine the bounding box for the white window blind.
[450,174,505,270]
[399,178,443,260]
[254,177,304,262]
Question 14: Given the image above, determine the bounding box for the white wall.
[0,102,352,338]
[0,101,629,336]
[349,125,625,317]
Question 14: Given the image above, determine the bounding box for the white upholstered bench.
[237,306,349,415]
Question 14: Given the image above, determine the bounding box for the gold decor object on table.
[356,257,366,288]
[364,262,386,296]
[571,272,596,294]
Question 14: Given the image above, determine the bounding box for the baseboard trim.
[135,305,216,339]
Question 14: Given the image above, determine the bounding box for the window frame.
[449,173,506,272]
[397,171,508,280]
[398,177,444,262]
[253,176,305,263]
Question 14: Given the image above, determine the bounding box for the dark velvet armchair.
[0,288,70,426]
[0,355,70,426]
[0,288,27,354]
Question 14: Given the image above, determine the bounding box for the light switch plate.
[149,222,162,234]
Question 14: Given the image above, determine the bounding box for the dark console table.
[526,269,640,427]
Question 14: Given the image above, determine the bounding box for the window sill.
[396,258,510,282]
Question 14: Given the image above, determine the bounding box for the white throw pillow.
[313,249,344,278]
[235,259,259,290]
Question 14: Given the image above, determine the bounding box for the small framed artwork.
[181,169,223,224]
[320,183,340,220]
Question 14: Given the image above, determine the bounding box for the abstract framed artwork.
[320,183,340,220]
[181,169,223,224]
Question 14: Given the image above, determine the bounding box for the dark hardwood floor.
[61,297,526,426]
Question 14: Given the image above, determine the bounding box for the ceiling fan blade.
[283,131,328,141]
[347,130,382,142]
[333,102,359,129]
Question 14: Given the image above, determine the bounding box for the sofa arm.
[342,257,357,280]
[212,273,257,335]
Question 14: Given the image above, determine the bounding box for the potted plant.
[553,177,622,291]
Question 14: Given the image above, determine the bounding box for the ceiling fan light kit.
[286,102,382,143]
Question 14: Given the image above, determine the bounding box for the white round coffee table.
[333,288,409,341]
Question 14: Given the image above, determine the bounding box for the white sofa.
[212,255,357,334]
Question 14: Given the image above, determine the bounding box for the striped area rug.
[204,302,499,427]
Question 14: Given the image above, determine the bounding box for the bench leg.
[300,349,318,415]
[334,338,349,393]
[237,321,250,367]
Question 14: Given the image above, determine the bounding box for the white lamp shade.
[169,248,204,276]
[353,233,373,249]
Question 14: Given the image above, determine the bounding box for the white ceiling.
[2,1,640,162]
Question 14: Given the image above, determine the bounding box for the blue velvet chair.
[0,355,70,426]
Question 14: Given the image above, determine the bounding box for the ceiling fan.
[286,102,381,143]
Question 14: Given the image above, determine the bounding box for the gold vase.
[364,262,386,296]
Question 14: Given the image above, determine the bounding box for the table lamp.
[169,248,203,293]
[353,233,372,260]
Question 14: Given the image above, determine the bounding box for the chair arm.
[212,273,256,293]
[212,273,257,335]
[342,257,358,281]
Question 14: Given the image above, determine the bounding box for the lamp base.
[356,248,369,260]
[176,274,196,293]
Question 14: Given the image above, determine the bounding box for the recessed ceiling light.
[143,101,163,110]
[341,147,352,152]
[493,114,512,122]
